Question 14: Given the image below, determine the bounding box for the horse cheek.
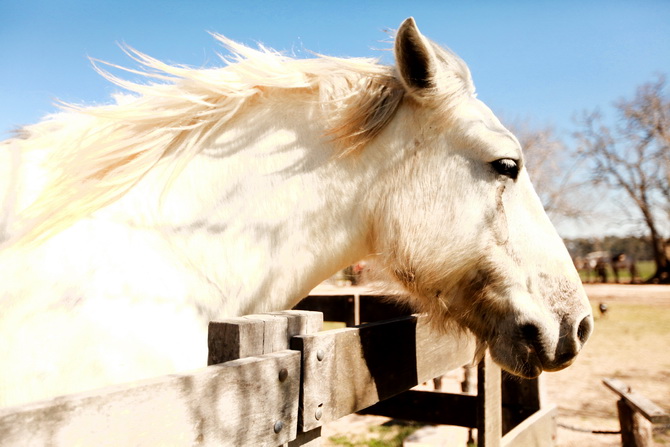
[483,184,510,248]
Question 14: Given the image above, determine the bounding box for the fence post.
[477,352,502,447]
[207,310,323,447]
[501,372,540,434]
[208,310,323,364]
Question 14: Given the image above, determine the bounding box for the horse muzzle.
[490,312,594,379]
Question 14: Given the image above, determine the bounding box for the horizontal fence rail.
[0,351,301,447]
[292,315,476,431]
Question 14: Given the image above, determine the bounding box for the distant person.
[596,257,608,283]
[611,253,637,284]
[587,258,598,283]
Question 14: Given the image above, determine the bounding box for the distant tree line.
[564,236,654,261]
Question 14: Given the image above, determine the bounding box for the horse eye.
[491,158,519,180]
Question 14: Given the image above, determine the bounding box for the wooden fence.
[0,294,556,446]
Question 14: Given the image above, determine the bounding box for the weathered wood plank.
[278,310,324,338]
[477,352,502,447]
[501,372,540,434]
[208,310,323,364]
[359,390,477,427]
[0,351,301,447]
[501,405,557,447]
[292,314,476,431]
[603,378,670,424]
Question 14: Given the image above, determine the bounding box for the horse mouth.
[488,337,579,379]
[489,341,543,379]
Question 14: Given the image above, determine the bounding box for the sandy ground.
[544,284,670,447]
[319,284,670,446]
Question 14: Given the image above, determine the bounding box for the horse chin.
[486,340,542,379]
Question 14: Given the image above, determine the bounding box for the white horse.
[0,18,592,407]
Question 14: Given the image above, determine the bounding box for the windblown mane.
[2,34,472,248]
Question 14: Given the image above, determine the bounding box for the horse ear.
[395,18,475,102]
[395,18,438,94]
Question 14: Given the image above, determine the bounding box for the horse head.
[368,18,592,378]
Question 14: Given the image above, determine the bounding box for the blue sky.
[2,1,669,136]
[2,1,670,237]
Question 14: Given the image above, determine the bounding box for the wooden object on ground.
[603,377,670,447]
[617,399,653,447]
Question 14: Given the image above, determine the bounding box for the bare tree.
[623,77,670,216]
[575,75,670,283]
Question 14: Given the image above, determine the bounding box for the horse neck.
[97,98,375,316]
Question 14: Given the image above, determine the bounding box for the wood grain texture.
[292,314,476,431]
[603,378,669,424]
[208,310,323,364]
[0,351,301,447]
[477,352,502,447]
[617,399,654,447]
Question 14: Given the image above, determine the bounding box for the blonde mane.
[4,34,470,248]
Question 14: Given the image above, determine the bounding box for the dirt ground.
[321,284,670,446]
[545,284,670,447]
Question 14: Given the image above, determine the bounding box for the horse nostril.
[520,322,541,348]
[577,314,593,345]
